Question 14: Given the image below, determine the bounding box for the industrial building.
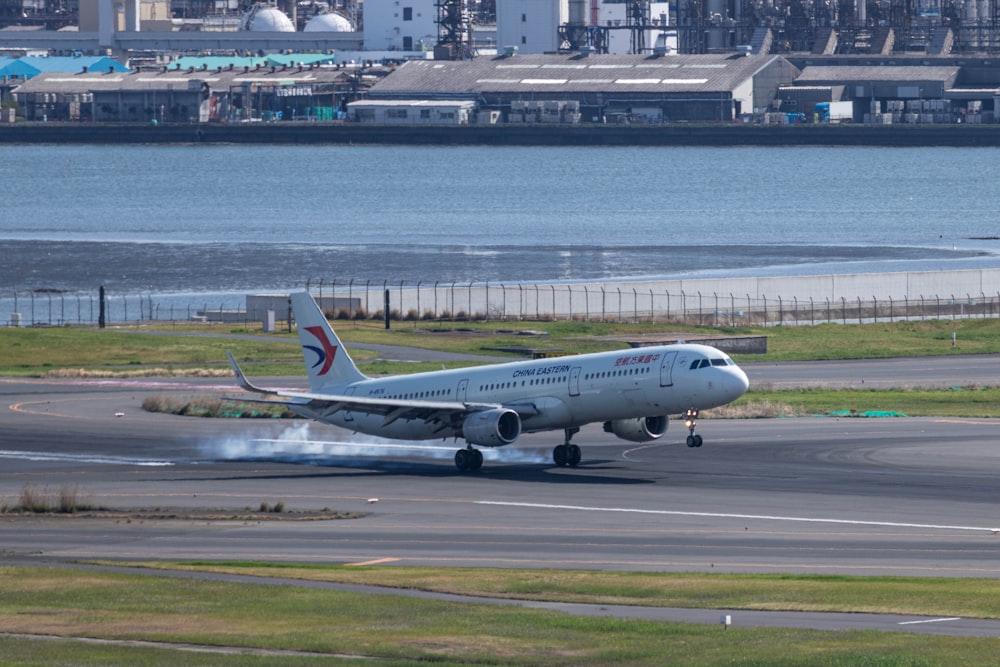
[10,59,361,120]
[359,52,799,122]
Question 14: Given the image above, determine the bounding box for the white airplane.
[227,292,750,472]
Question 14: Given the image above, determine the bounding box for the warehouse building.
[362,52,799,123]
[11,62,359,122]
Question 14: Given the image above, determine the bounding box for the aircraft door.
[659,351,677,387]
[343,386,357,422]
[457,379,469,402]
[569,366,581,397]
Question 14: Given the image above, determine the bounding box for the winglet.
[226,350,277,395]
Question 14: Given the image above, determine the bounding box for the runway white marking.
[898,617,962,626]
[477,501,1000,534]
[0,450,174,466]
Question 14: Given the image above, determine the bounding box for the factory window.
[521,35,526,44]
[420,109,430,118]
[403,7,412,20]
[521,13,526,22]
[403,36,413,49]
[386,108,408,119]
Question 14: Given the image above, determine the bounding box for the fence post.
[617,288,622,322]
[650,289,654,322]
[777,295,782,324]
[633,288,639,322]
[809,297,814,325]
[762,294,767,327]
[841,297,846,324]
[416,281,422,323]
[583,286,589,321]
[601,286,606,321]
[714,292,719,326]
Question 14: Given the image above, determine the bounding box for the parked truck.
[814,101,854,123]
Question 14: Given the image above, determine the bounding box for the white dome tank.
[304,12,354,32]
[241,4,296,32]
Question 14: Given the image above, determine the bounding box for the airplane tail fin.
[291,291,367,391]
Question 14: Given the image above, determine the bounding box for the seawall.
[4,122,1000,146]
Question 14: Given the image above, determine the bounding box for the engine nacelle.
[604,416,668,443]
[462,408,522,447]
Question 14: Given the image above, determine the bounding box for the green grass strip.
[2,565,999,666]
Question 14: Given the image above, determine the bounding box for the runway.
[2,356,1000,636]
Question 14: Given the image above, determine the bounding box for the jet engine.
[604,416,668,442]
[462,408,522,447]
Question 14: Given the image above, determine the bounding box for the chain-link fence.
[4,284,999,328]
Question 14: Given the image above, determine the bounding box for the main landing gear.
[553,427,582,467]
[454,446,483,473]
[685,408,703,448]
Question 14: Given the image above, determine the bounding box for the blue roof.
[17,56,129,75]
[168,56,266,71]
[0,57,45,79]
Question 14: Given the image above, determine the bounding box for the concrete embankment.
[4,122,1000,146]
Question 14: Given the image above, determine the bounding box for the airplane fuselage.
[292,343,748,442]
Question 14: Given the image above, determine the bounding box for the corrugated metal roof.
[168,56,266,71]
[0,57,38,79]
[797,65,959,84]
[12,68,350,95]
[18,55,129,74]
[369,53,787,96]
[266,53,337,67]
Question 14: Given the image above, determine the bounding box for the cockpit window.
[711,358,728,367]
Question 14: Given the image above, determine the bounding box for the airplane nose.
[729,367,750,399]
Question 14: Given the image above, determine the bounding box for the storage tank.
[304,11,354,31]
[240,4,296,32]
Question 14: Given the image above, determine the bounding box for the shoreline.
[4,122,1000,146]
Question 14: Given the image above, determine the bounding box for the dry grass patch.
[40,367,232,379]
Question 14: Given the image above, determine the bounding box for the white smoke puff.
[199,422,552,467]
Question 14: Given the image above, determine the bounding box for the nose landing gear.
[685,408,703,448]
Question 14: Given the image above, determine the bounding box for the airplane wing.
[225,351,535,429]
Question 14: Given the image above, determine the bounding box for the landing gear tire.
[567,444,582,466]
[553,444,568,467]
[553,443,582,467]
[455,447,484,473]
[686,434,703,448]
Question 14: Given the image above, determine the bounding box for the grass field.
[2,565,999,666]
[2,317,1000,378]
